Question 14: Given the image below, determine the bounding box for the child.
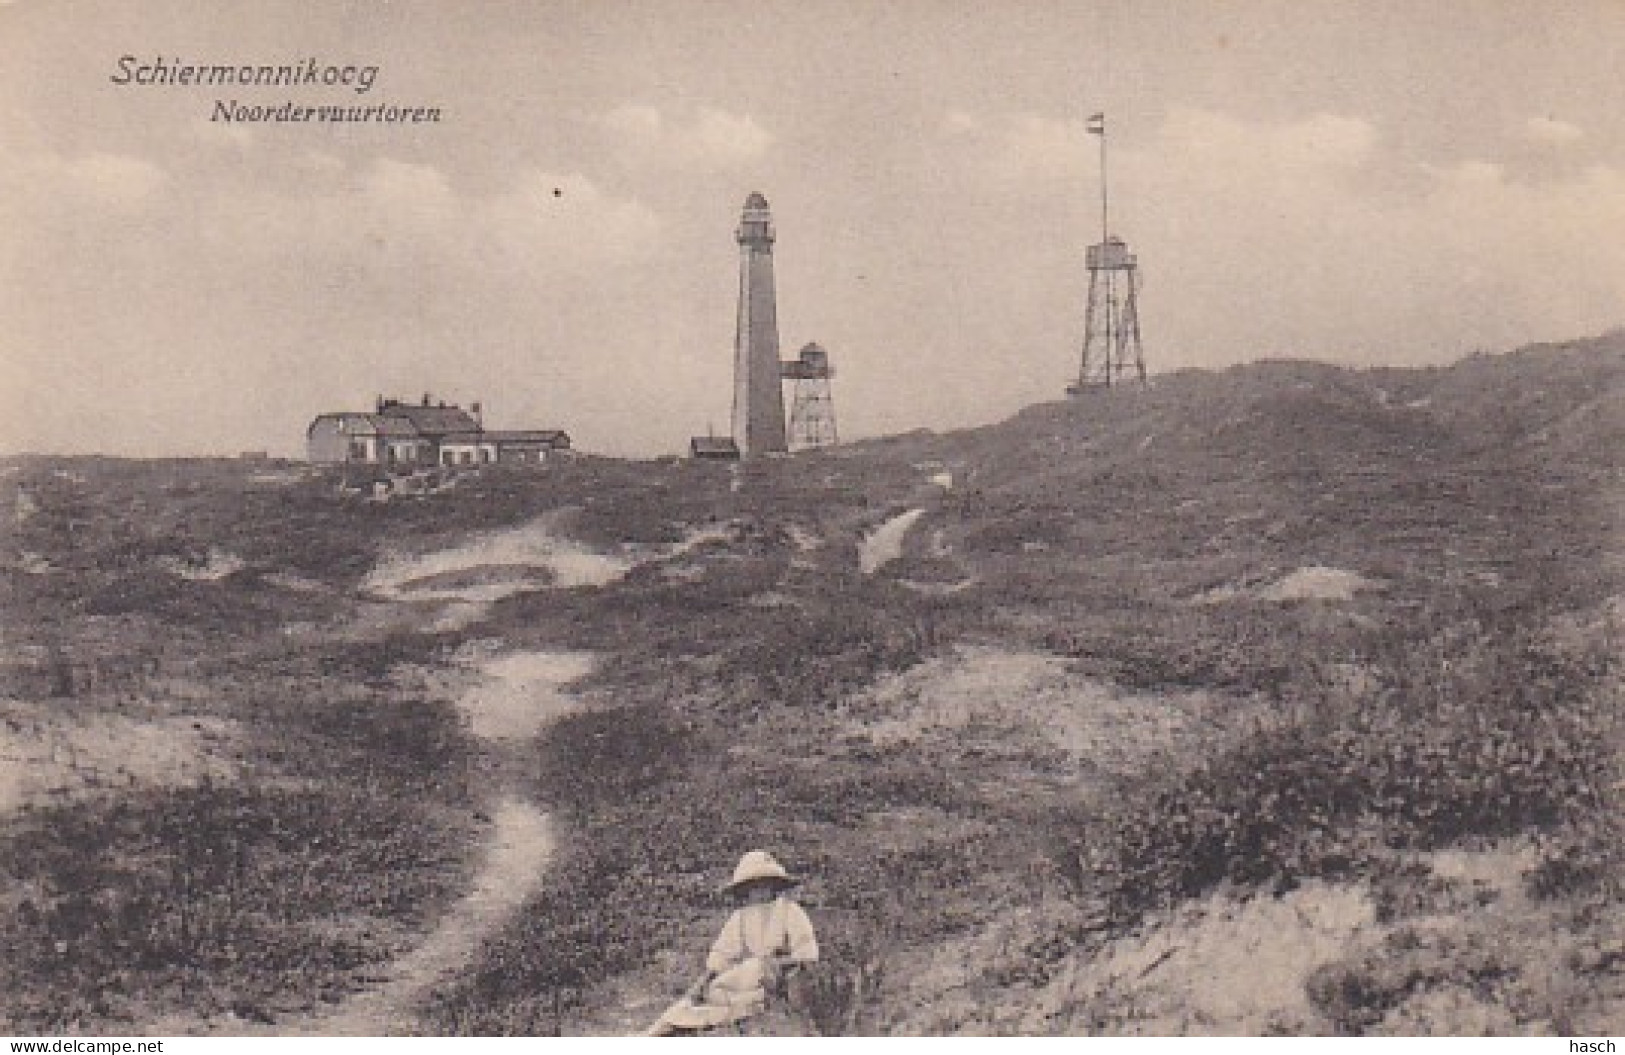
[646,850,820,1035]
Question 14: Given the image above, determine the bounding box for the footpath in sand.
[142,641,595,1037]
[859,508,926,575]
[288,526,617,1035]
[291,646,594,1036]
[145,520,616,1036]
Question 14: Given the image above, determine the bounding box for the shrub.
[1058,620,1618,924]
[716,593,948,711]
[424,651,989,1034]
[0,780,471,1031]
[791,923,888,1035]
[1526,812,1625,904]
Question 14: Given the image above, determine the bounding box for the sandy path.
[288,645,595,1035]
[147,517,733,1034]
[362,517,733,632]
[456,649,598,741]
[142,612,598,1034]
[364,518,634,601]
[362,517,633,632]
[282,522,634,1032]
[861,508,926,574]
[290,797,556,1036]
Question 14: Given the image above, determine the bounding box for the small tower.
[1070,237,1145,391]
[783,342,838,450]
[1069,112,1146,393]
[732,192,789,455]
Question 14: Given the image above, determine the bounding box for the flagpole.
[1092,111,1111,383]
[1099,114,1109,248]
[1086,112,1108,245]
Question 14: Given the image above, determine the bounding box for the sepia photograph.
[1,0,1622,1039]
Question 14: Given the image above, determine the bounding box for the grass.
[1056,608,1619,921]
[1,458,491,1032]
[1,780,472,1030]
[421,583,998,1034]
[3,336,1622,1035]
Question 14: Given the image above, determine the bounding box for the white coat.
[649,895,820,1033]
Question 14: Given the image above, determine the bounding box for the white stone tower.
[731,192,788,456]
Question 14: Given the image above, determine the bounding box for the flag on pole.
[1086,112,1106,135]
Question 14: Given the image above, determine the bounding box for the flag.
[1086,112,1106,135]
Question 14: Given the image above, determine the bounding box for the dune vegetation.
[2,333,1621,1034]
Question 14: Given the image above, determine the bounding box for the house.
[306,412,385,464]
[689,435,741,461]
[376,415,433,467]
[485,430,572,465]
[435,432,496,467]
[306,394,571,468]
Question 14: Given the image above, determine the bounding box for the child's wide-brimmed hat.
[721,849,797,893]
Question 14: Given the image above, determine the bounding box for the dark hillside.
[2,331,1620,1035]
[1419,330,1625,460]
[422,334,1622,1035]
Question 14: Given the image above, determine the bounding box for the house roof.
[440,429,570,445]
[376,404,480,434]
[309,412,419,436]
[310,412,372,435]
[372,416,422,437]
[690,435,741,458]
[481,430,570,445]
[314,405,565,445]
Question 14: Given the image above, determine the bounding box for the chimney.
[422,392,432,407]
[471,401,483,428]
[375,394,384,413]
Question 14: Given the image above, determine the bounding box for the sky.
[3,0,1623,457]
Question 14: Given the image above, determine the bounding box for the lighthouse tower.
[732,192,788,456]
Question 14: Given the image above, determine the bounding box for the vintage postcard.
[2,0,1621,1039]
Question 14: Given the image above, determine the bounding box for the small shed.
[689,435,741,461]
[484,430,572,465]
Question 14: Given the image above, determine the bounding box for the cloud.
[1415,159,1625,326]
[3,148,168,210]
[362,157,458,231]
[176,155,660,275]
[930,110,1092,209]
[1156,107,1377,179]
[934,105,1625,375]
[481,169,663,272]
[1524,115,1584,145]
[298,150,345,177]
[996,113,1090,185]
[1119,109,1621,363]
[190,117,255,150]
[0,135,670,456]
[70,152,167,207]
[601,103,663,140]
[690,107,772,162]
[952,107,1380,213]
[601,103,772,169]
